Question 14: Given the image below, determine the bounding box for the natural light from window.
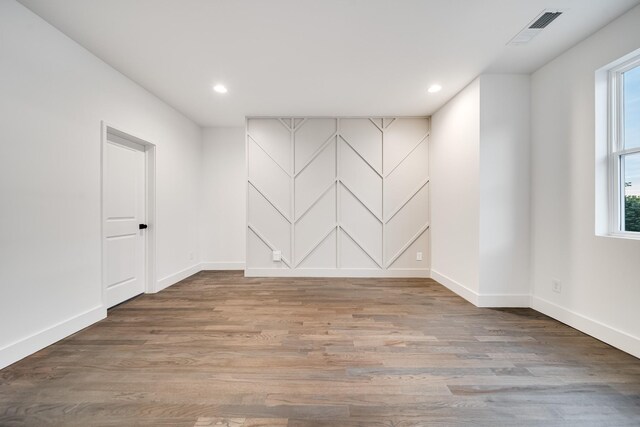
[622,65,640,232]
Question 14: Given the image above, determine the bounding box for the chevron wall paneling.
[246,117,430,277]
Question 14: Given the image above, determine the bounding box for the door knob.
[139,224,148,230]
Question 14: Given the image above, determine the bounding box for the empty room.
[1,0,640,425]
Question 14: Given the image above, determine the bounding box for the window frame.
[608,55,640,238]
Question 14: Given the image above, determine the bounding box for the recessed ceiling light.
[213,84,228,94]
[428,84,442,93]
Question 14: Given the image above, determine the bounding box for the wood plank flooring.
[1,271,639,426]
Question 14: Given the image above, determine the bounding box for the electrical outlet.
[272,250,281,262]
[189,252,194,261]
[416,252,423,261]
[552,279,562,293]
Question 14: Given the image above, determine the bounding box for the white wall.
[0,0,202,369]
[200,127,246,269]
[245,117,431,276]
[479,75,531,301]
[431,75,530,307]
[431,80,481,296]
[530,5,640,358]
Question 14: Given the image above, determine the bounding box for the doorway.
[101,123,156,308]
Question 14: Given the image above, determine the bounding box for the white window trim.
[607,55,640,239]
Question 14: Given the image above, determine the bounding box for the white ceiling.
[18,0,640,127]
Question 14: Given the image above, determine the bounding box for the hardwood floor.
[1,271,639,426]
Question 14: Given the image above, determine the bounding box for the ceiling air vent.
[509,9,563,45]
[529,11,563,29]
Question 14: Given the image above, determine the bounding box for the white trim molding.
[0,261,235,369]
[0,305,106,370]
[595,47,640,239]
[245,268,430,278]
[430,269,479,305]
[430,269,530,308]
[432,269,640,356]
[477,293,531,308]
[532,296,640,359]
[101,122,158,299]
[201,262,246,270]
[156,264,201,292]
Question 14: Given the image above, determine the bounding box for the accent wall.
[245,117,430,276]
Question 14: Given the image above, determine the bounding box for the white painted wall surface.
[479,75,531,300]
[431,80,481,296]
[0,0,202,368]
[431,75,531,307]
[530,5,640,357]
[200,127,246,269]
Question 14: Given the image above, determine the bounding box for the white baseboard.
[430,269,530,308]
[0,305,106,370]
[5,267,636,372]
[156,263,201,292]
[156,262,245,292]
[430,269,479,305]
[432,271,638,357]
[245,268,430,278]
[477,293,531,308]
[531,296,640,359]
[200,261,245,270]
[1,262,202,370]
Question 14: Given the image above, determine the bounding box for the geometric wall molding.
[246,117,430,277]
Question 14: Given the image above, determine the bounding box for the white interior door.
[104,136,146,308]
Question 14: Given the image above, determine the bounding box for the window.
[609,56,640,235]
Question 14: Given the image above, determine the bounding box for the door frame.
[100,121,157,308]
